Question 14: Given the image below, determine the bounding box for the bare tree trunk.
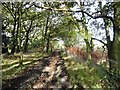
[44,13,49,53]
[46,33,50,53]
[11,18,17,54]
[23,20,33,53]
[80,2,92,61]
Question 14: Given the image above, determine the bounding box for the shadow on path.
[2,56,51,90]
[2,50,84,90]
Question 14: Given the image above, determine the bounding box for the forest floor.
[2,50,84,90]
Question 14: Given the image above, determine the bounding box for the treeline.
[2,2,120,88]
[2,2,78,55]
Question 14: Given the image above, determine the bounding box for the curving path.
[2,50,84,90]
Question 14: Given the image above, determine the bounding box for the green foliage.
[64,58,102,89]
[29,39,42,49]
[2,2,120,89]
[2,48,48,80]
[64,55,120,89]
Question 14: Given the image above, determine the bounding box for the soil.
[2,50,84,90]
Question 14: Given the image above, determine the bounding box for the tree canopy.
[2,1,120,89]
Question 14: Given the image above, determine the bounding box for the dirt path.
[32,50,72,89]
[2,50,73,90]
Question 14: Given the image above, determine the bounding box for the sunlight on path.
[33,50,72,89]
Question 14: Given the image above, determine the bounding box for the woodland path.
[2,50,84,90]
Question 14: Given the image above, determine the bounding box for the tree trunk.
[112,30,120,74]
[46,33,50,53]
[15,15,20,53]
[108,3,120,75]
[44,14,49,53]
[23,20,33,53]
[80,2,92,61]
[103,18,113,71]
[11,18,17,54]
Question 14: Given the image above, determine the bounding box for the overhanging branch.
[33,3,115,28]
[92,37,107,46]
[2,3,15,19]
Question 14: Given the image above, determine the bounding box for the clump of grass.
[64,58,103,89]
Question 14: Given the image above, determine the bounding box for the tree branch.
[33,3,115,28]
[92,37,107,46]
[2,3,15,19]
[70,10,115,27]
